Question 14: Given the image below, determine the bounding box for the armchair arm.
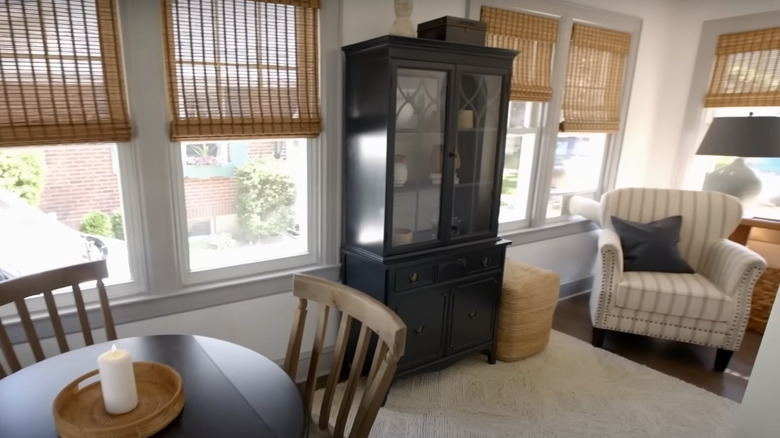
[700,239,766,298]
[569,195,601,227]
[591,228,623,326]
[599,228,624,275]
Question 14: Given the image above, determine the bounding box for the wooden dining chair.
[285,274,406,438]
[0,260,117,379]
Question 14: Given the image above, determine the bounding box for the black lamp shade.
[696,116,780,158]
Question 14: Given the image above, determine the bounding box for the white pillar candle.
[97,344,138,415]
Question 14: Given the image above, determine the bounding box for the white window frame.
[468,0,641,234]
[675,10,780,191]
[0,139,147,320]
[499,101,544,230]
[170,137,321,285]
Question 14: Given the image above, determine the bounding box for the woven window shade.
[0,0,130,147]
[481,6,557,102]
[162,0,321,141]
[704,27,780,108]
[561,24,630,132]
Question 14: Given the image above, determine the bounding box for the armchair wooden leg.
[714,348,734,372]
[591,327,606,348]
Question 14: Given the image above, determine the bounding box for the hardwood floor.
[552,292,763,403]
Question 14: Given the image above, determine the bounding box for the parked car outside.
[0,190,128,282]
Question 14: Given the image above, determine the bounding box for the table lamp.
[696,114,780,207]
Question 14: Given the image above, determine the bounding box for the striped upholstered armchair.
[573,188,766,371]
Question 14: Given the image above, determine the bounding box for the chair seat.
[615,272,735,322]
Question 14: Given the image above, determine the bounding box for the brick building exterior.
[36,140,285,232]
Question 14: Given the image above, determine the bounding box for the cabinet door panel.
[393,287,448,370]
[449,275,500,353]
[391,67,449,250]
[450,71,504,240]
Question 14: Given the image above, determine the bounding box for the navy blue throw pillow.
[610,215,694,274]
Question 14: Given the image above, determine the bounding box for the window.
[500,101,541,223]
[547,132,607,218]
[180,138,308,272]
[162,0,321,279]
[0,0,336,336]
[0,1,137,291]
[476,1,639,231]
[0,144,131,284]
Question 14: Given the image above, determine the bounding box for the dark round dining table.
[0,334,306,438]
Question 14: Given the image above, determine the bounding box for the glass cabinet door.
[450,72,503,238]
[391,68,448,249]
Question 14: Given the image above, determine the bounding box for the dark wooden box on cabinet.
[417,16,487,46]
[341,35,516,378]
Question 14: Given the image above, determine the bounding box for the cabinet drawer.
[394,264,435,291]
[394,287,448,370]
[449,275,500,353]
[467,249,503,273]
[437,258,467,282]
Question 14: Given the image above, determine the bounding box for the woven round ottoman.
[496,259,560,362]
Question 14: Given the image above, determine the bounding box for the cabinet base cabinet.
[395,287,448,371]
[341,238,509,378]
[449,274,501,354]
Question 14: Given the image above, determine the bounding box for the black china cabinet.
[341,35,516,377]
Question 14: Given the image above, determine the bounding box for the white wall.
[342,0,467,45]
[507,232,598,282]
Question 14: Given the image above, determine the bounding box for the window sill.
[499,216,599,246]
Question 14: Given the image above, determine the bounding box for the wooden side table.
[729,217,780,245]
[729,217,780,334]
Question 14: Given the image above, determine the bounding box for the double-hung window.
[161,0,321,281]
[0,0,139,293]
[472,0,640,233]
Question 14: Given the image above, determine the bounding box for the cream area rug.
[369,330,738,438]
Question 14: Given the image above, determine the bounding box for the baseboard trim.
[559,276,592,300]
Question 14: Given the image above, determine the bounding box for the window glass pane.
[181,139,307,271]
[500,102,538,224]
[548,132,607,218]
[392,68,446,247]
[0,144,130,284]
[500,133,535,223]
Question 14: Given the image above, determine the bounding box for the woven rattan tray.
[52,361,184,438]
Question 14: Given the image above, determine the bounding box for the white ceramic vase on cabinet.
[390,0,415,37]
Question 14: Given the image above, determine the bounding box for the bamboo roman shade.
[162,0,321,141]
[0,0,130,147]
[704,27,780,108]
[481,6,557,102]
[561,24,631,132]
